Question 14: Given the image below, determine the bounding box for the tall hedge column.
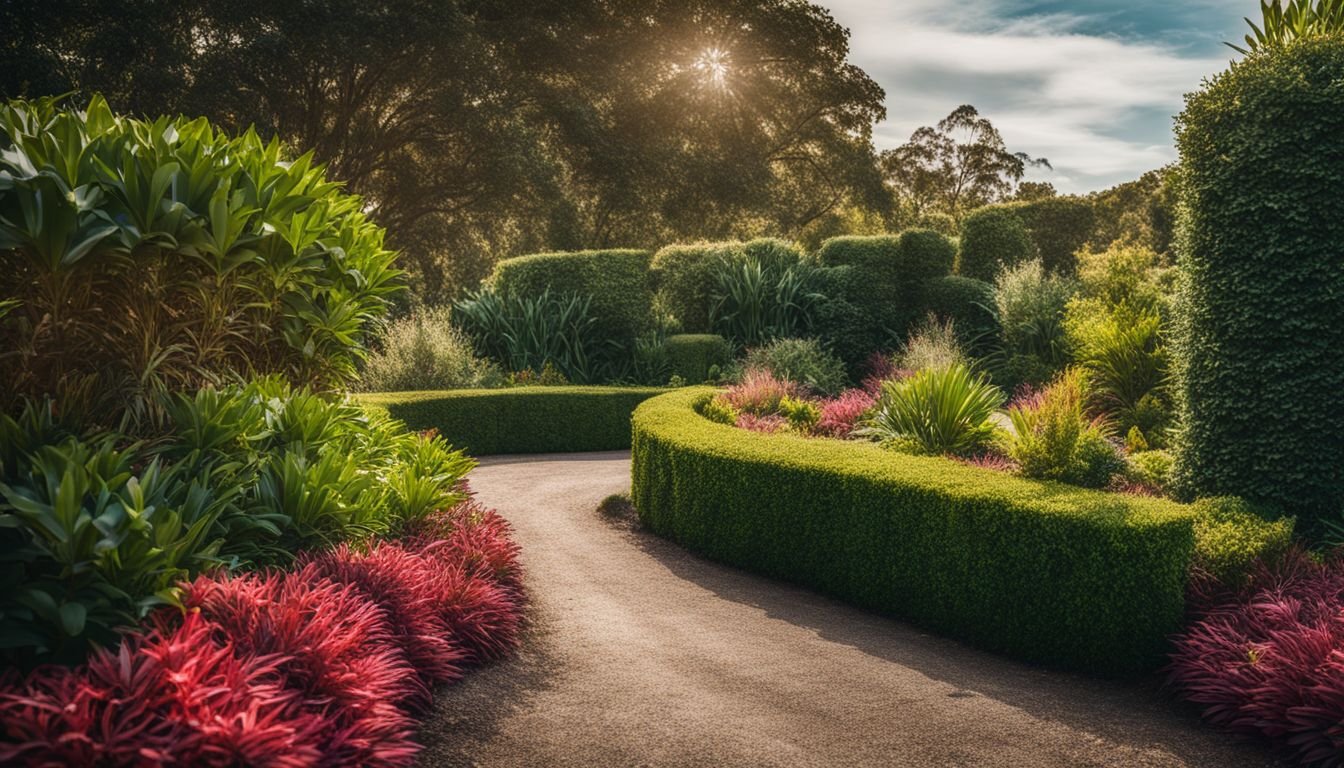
[1173,39,1344,524]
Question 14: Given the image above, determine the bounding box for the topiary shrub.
[897,228,957,278]
[1171,38,1344,526]
[664,334,732,384]
[1011,196,1096,275]
[0,96,401,432]
[489,248,653,350]
[956,205,1036,281]
[919,275,998,352]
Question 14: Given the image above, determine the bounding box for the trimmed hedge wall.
[490,249,653,345]
[956,205,1035,281]
[1012,197,1095,275]
[357,387,666,455]
[920,275,998,351]
[1172,39,1344,526]
[631,388,1197,673]
[665,334,732,383]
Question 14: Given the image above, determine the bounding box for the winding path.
[416,452,1278,768]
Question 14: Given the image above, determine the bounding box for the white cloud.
[822,0,1231,192]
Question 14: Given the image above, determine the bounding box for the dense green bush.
[742,337,848,396]
[0,96,401,432]
[860,364,1003,456]
[956,205,1036,281]
[920,276,998,352]
[991,259,1077,389]
[650,242,742,334]
[631,388,1197,672]
[1172,38,1344,524]
[357,386,667,455]
[490,249,653,349]
[1190,497,1294,587]
[359,307,503,392]
[453,286,601,383]
[0,379,472,665]
[1004,368,1126,489]
[664,334,732,384]
[1011,197,1096,275]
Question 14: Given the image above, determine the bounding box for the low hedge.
[631,388,1197,673]
[489,249,653,345]
[358,386,667,455]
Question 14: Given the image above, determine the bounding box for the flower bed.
[0,498,522,767]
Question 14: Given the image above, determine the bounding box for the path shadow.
[603,507,1281,767]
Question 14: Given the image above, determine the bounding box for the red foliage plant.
[813,388,877,438]
[735,412,788,434]
[1168,547,1344,766]
[0,498,525,768]
[860,352,912,394]
[721,370,801,416]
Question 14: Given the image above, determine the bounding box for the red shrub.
[184,571,421,766]
[860,352,912,394]
[1169,548,1344,765]
[407,500,524,598]
[0,613,324,768]
[721,370,800,416]
[813,388,877,438]
[735,412,787,434]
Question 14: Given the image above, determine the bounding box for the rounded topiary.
[1171,38,1344,525]
[650,242,745,333]
[897,228,957,278]
[0,95,400,431]
[1012,196,1095,275]
[664,334,733,384]
[956,205,1036,281]
[919,275,998,352]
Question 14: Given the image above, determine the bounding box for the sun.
[693,47,731,90]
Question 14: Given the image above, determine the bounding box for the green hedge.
[956,205,1036,281]
[919,275,998,351]
[631,388,1197,673]
[490,249,653,345]
[1172,39,1344,526]
[358,387,666,455]
[1012,197,1095,275]
[664,334,732,383]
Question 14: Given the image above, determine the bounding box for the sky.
[819,0,1252,194]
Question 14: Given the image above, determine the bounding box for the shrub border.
[630,387,1197,673]
[357,386,668,455]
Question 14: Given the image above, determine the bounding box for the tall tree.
[880,105,1049,222]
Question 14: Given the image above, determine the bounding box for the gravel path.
[415,451,1277,768]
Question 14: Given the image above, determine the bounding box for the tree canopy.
[4,0,887,301]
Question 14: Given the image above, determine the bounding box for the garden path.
[416,452,1278,768]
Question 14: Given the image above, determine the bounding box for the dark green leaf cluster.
[0,96,402,432]
[956,206,1036,281]
[630,388,1197,673]
[357,386,668,456]
[664,335,733,384]
[1172,38,1344,525]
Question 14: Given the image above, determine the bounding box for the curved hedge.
[631,388,1196,673]
[358,386,666,455]
[490,249,653,345]
[1172,38,1344,525]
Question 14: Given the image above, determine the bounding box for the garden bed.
[358,386,668,455]
[631,387,1198,674]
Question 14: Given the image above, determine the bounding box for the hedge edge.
[357,386,667,455]
[630,387,1196,673]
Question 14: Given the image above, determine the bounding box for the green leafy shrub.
[778,396,822,433]
[0,379,472,665]
[956,205,1036,281]
[453,286,600,383]
[742,338,848,396]
[1004,368,1125,489]
[1171,38,1344,524]
[631,387,1198,673]
[357,386,667,455]
[0,96,401,432]
[1127,449,1174,493]
[698,396,739,426]
[1066,307,1170,445]
[809,267,873,371]
[710,248,823,348]
[1011,196,1096,275]
[919,275,998,352]
[897,315,967,373]
[1190,497,1294,587]
[663,334,732,384]
[489,249,653,351]
[991,259,1077,389]
[1073,243,1172,318]
[860,363,1004,456]
[650,242,744,334]
[359,307,503,392]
